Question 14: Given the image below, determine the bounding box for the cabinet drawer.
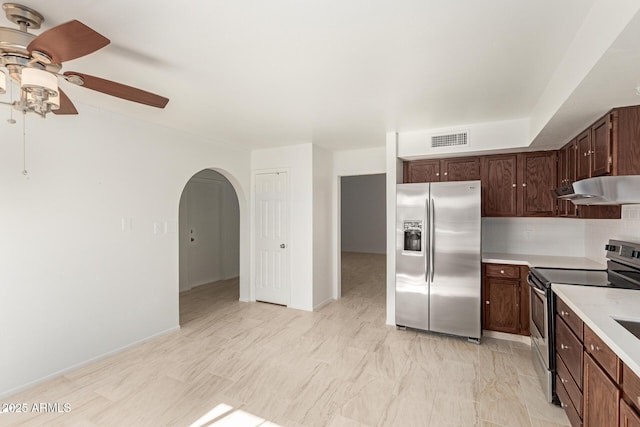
[623,363,640,412]
[556,376,583,427]
[584,326,620,383]
[557,353,583,414]
[485,264,520,279]
[556,315,583,389]
[556,297,583,341]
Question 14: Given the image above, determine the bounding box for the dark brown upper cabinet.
[576,129,591,181]
[591,115,612,177]
[440,157,481,182]
[403,157,480,183]
[557,140,578,217]
[403,159,440,183]
[518,151,557,217]
[481,154,518,217]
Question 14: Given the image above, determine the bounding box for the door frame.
[180,176,226,292]
[250,168,291,304]
[335,173,387,299]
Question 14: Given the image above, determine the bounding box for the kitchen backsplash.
[483,206,640,261]
[482,217,586,257]
[585,205,640,263]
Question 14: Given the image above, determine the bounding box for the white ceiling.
[2,0,627,151]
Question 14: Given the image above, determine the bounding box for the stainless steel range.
[527,239,640,404]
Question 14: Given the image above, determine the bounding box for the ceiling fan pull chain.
[22,112,28,176]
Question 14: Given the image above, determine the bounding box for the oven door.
[528,274,549,368]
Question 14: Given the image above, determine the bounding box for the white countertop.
[553,284,640,379]
[482,253,606,270]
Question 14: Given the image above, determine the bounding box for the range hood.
[554,176,640,205]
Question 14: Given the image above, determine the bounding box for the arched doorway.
[178,169,240,324]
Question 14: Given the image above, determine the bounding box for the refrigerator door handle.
[430,198,435,282]
[425,198,430,282]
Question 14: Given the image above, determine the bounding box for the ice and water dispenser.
[403,220,423,252]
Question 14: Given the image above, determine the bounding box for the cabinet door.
[591,115,613,177]
[403,160,440,183]
[481,154,518,217]
[518,152,557,217]
[620,399,640,427]
[576,129,592,181]
[519,266,530,336]
[483,277,520,334]
[584,354,620,427]
[616,107,640,175]
[566,140,578,217]
[440,157,480,182]
[557,147,568,217]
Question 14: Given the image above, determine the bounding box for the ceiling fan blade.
[52,89,78,115]
[63,72,169,108]
[27,20,110,63]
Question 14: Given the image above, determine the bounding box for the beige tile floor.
[1,252,570,426]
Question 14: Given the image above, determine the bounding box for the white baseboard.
[0,325,180,400]
[313,297,334,311]
[483,330,531,345]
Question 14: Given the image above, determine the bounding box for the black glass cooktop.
[531,264,640,290]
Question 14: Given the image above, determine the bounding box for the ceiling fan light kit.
[0,2,168,118]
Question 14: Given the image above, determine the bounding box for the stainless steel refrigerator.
[396,180,482,341]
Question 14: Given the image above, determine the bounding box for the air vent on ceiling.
[431,131,469,149]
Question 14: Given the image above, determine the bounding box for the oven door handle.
[527,274,547,297]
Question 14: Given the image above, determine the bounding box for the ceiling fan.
[0,2,169,117]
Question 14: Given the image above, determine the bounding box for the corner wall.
[312,145,334,309]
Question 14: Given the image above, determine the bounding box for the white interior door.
[187,180,223,288]
[255,172,289,305]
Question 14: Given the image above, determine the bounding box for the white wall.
[482,217,586,257]
[179,170,240,292]
[397,118,530,160]
[251,144,314,311]
[312,145,334,309]
[585,205,640,263]
[0,103,251,398]
[341,174,386,254]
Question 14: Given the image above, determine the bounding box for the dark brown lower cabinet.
[483,277,520,334]
[482,264,529,336]
[584,354,620,427]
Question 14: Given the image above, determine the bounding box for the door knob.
[280,244,286,249]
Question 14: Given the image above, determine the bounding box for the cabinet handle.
[512,183,516,188]
[436,173,440,176]
[561,402,568,408]
[522,183,526,187]
[500,270,505,274]
[590,344,601,352]
[560,377,568,384]
[584,152,587,157]
[561,310,568,317]
[485,301,490,305]
[560,344,569,350]
[444,172,448,176]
